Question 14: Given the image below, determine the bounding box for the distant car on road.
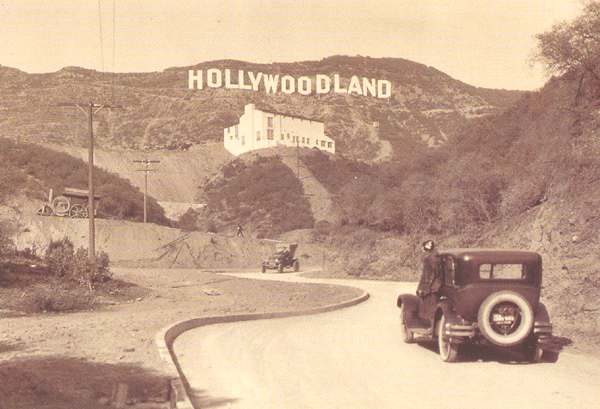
[397,246,558,363]
[262,243,300,273]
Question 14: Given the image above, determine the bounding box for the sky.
[0,0,584,90]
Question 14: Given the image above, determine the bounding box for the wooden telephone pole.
[133,159,160,223]
[57,102,122,265]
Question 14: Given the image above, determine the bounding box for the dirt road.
[174,273,600,409]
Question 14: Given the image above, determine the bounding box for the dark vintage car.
[261,243,299,273]
[396,245,558,363]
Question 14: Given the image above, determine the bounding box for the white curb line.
[155,290,370,409]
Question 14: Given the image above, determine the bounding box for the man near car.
[417,240,442,324]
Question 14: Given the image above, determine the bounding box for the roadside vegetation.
[0,138,169,225]
[186,155,314,237]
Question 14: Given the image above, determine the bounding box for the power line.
[133,159,161,223]
[97,0,104,72]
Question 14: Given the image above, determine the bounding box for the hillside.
[0,56,524,162]
[45,142,232,203]
[0,138,168,224]
[303,69,600,348]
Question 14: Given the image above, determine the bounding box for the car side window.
[479,264,492,279]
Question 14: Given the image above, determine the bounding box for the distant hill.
[0,56,524,162]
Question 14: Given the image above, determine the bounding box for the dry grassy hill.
[0,56,523,163]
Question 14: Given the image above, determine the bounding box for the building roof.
[254,105,323,123]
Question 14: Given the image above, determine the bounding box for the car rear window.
[479,264,527,280]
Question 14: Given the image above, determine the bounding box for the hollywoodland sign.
[188,68,392,98]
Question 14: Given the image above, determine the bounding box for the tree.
[534,2,600,95]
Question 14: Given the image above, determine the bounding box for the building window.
[256,130,261,141]
[315,139,319,145]
[321,141,326,147]
[281,133,284,140]
[302,137,305,144]
[235,125,239,138]
[267,116,273,128]
[327,142,332,148]
[267,129,274,140]
[307,138,310,144]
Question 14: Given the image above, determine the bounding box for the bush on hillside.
[45,237,112,287]
[202,156,314,236]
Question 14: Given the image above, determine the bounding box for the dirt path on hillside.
[0,267,362,409]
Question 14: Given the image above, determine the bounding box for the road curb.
[156,289,370,409]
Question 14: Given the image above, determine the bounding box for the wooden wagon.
[37,188,101,218]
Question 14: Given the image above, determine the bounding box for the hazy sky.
[0,0,583,90]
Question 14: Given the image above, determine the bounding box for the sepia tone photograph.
[1,1,599,408]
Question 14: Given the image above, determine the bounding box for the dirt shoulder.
[0,268,362,409]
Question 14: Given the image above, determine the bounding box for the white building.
[224,103,335,156]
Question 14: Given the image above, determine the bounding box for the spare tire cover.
[477,291,534,347]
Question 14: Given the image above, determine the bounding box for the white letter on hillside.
[348,76,363,96]
[316,74,331,94]
[378,80,392,98]
[207,68,222,88]
[238,70,252,90]
[362,78,377,97]
[263,74,279,94]
[188,70,203,89]
[298,76,312,95]
[334,74,347,94]
[224,69,238,89]
[248,71,263,91]
[281,75,295,94]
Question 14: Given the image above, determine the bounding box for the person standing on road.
[236,224,244,238]
[416,240,442,322]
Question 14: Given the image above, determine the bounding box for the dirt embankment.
[44,142,232,203]
[0,267,362,409]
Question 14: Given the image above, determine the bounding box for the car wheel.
[437,315,459,362]
[293,260,300,272]
[477,291,534,347]
[399,306,414,344]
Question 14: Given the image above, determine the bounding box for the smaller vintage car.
[397,244,558,363]
[261,243,300,273]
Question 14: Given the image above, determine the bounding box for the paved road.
[174,273,600,409]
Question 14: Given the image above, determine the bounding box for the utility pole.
[133,159,160,223]
[296,137,300,179]
[57,102,122,266]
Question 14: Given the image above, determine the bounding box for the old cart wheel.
[293,260,300,272]
[399,306,415,343]
[51,196,71,217]
[477,291,534,347]
[437,315,459,362]
[69,204,87,218]
[37,204,53,216]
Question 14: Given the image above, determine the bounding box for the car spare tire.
[477,291,534,347]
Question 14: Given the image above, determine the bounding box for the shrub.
[44,237,112,286]
[45,237,75,277]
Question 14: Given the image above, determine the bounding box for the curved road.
[174,272,600,409]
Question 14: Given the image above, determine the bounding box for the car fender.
[435,299,461,326]
[396,294,420,314]
[535,302,551,323]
